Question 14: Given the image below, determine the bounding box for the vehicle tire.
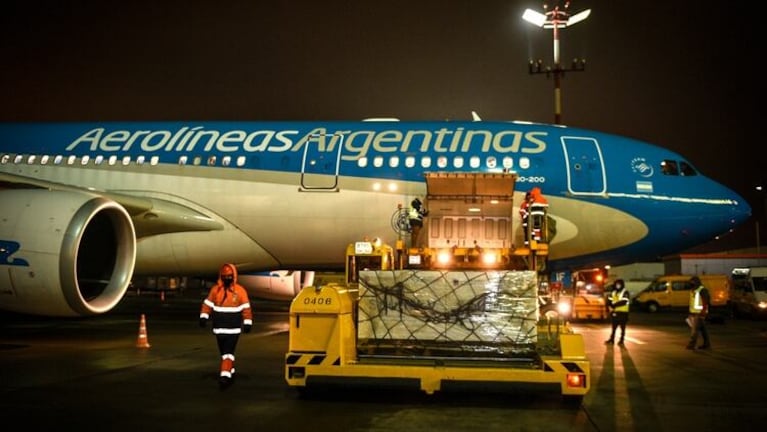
[647,302,659,313]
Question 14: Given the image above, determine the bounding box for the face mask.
[222,276,234,287]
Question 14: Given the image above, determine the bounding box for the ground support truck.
[284,173,590,403]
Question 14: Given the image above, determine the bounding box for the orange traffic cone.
[136,313,151,348]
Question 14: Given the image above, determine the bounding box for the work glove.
[199,317,207,328]
[243,324,252,334]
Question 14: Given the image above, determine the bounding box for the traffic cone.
[136,313,151,348]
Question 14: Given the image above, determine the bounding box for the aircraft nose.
[728,189,752,228]
[735,190,752,217]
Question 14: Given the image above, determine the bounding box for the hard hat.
[221,265,234,276]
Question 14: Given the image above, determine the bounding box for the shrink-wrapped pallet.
[356,270,538,357]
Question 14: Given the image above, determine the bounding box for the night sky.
[1,1,762,253]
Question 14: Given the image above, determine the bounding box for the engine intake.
[0,189,136,316]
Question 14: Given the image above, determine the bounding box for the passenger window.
[470,156,480,168]
[502,156,514,170]
[486,156,497,169]
[519,157,530,169]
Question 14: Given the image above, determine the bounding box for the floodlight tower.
[522,1,590,124]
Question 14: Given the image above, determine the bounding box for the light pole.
[522,1,590,124]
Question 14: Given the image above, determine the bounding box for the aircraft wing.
[0,172,223,237]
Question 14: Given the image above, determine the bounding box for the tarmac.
[2,289,767,432]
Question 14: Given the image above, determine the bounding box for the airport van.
[632,274,730,316]
[730,267,767,319]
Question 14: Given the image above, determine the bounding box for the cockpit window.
[679,161,697,176]
[661,159,698,176]
[661,160,678,175]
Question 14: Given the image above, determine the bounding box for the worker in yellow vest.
[686,276,711,350]
[605,279,630,346]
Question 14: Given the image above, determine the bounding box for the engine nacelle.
[0,189,136,316]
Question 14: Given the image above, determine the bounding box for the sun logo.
[631,157,654,177]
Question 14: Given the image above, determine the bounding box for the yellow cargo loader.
[284,243,590,403]
[284,173,589,403]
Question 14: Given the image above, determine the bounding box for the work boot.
[218,376,232,389]
[617,339,625,346]
[605,339,614,345]
[698,344,711,350]
[685,343,695,350]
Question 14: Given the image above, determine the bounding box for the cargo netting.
[357,270,539,360]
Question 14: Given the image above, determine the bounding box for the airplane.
[0,118,751,316]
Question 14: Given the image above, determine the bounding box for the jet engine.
[0,189,136,316]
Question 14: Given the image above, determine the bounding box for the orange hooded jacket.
[199,263,253,333]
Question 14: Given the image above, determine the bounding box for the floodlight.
[522,9,547,27]
[567,9,591,26]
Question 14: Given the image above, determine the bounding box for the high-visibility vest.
[409,206,423,221]
[689,285,707,314]
[610,288,630,313]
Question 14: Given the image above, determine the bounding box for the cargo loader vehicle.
[284,173,590,403]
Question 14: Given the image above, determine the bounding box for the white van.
[730,267,767,319]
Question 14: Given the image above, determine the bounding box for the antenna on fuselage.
[471,111,482,121]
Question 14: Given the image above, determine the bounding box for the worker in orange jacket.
[528,187,549,242]
[199,263,253,388]
[519,191,532,245]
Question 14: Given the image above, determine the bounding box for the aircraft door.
[299,133,343,191]
[562,137,606,195]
